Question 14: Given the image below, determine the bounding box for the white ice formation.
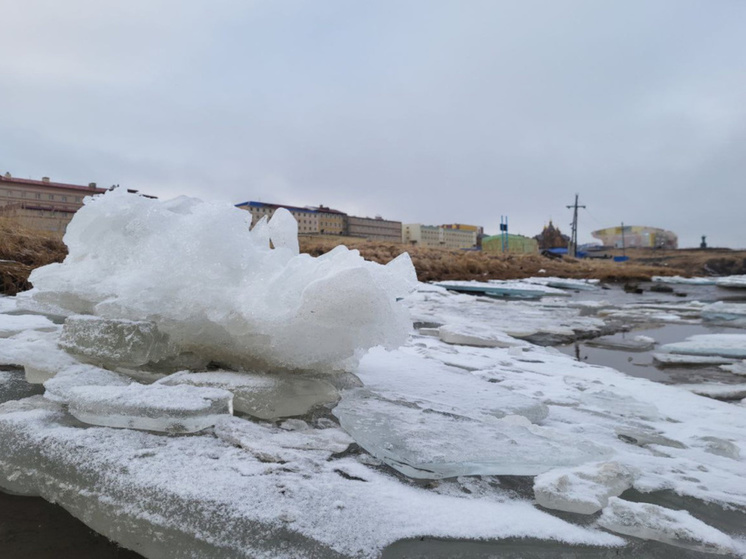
[18,190,417,372]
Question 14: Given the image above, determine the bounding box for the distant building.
[236,201,321,234]
[316,205,347,235]
[403,224,478,249]
[236,200,402,241]
[347,215,402,242]
[591,225,678,249]
[534,221,570,250]
[482,234,539,254]
[0,173,108,235]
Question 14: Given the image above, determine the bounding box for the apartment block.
[0,173,107,235]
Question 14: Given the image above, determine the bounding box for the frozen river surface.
[1,194,746,558]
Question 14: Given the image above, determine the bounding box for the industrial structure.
[236,201,403,242]
[0,173,107,235]
[591,225,678,249]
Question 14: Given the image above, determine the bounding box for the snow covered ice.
[1,195,746,558]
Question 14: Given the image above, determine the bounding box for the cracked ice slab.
[356,347,548,423]
[333,388,612,479]
[0,397,624,559]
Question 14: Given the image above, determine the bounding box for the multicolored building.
[591,226,678,249]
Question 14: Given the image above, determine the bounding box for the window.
[48,194,54,200]
[36,193,41,199]
[61,196,67,202]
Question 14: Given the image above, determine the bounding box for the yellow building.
[403,224,478,249]
[591,226,678,249]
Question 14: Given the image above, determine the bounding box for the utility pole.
[566,194,585,258]
[621,222,626,257]
[500,215,508,253]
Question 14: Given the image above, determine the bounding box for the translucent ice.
[356,348,549,424]
[333,389,612,479]
[59,315,176,368]
[159,370,339,420]
[534,462,636,514]
[598,498,740,555]
[19,190,416,372]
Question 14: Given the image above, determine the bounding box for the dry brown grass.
[299,236,688,282]
[0,218,67,294]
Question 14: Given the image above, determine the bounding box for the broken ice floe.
[533,461,636,514]
[701,302,746,327]
[716,275,746,289]
[653,353,738,366]
[333,389,613,479]
[652,276,718,286]
[18,190,417,372]
[65,383,232,433]
[598,497,742,556]
[677,383,746,401]
[585,334,656,352]
[658,334,746,359]
[43,364,232,432]
[159,370,339,420]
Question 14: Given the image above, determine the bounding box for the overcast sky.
[1,0,744,247]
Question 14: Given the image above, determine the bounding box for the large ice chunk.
[59,315,176,368]
[19,190,416,372]
[333,389,612,479]
[159,370,339,420]
[598,498,741,556]
[534,462,636,514]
